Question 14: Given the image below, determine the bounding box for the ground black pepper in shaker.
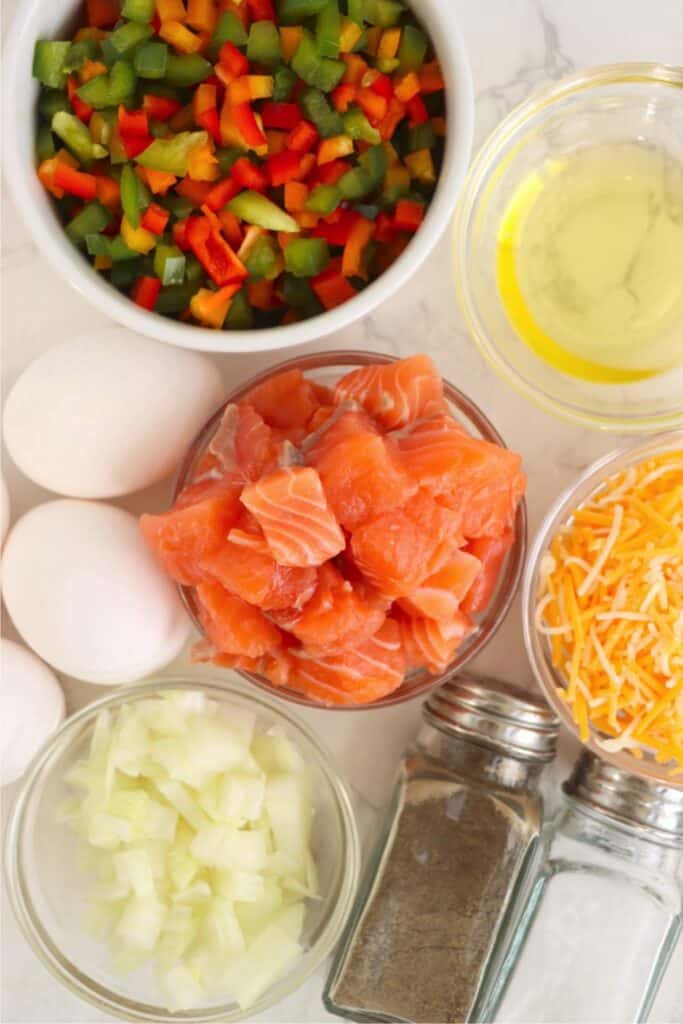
[324,675,559,1024]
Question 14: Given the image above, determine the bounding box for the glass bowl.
[522,430,683,786]
[174,350,527,710]
[4,678,361,1022]
[453,63,683,433]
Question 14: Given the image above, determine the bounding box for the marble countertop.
[2,0,682,1020]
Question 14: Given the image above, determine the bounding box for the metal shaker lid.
[564,751,683,843]
[423,673,560,763]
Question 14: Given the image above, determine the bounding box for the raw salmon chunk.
[398,609,473,673]
[334,355,446,430]
[200,537,317,611]
[460,528,514,617]
[399,549,482,621]
[241,466,345,568]
[140,482,240,585]
[280,564,386,654]
[308,410,415,529]
[195,581,282,658]
[209,403,275,481]
[245,369,320,429]
[350,489,464,598]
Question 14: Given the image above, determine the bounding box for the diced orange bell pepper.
[173,217,192,250]
[312,265,357,309]
[247,279,280,311]
[140,166,178,194]
[219,41,249,76]
[284,181,308,213]
[79,59,108,83]
[286,120,318,154]
[356,88,387,125]
[190,284,241,328]
[37,149,79,199]
[331,84,356,113]
[419,61,445,95]
[317,134,354,165]
[86,0,121,28]
[342,53,368,85]
[73,26,107,42]
[192,82,221,143]
[219,97,243,147]
[432,115,447,137]
[404,148,435,184]
[229,75,274,104]
[406,94,429,126]
[218,210,243,248]
[94,253,113,271]
[295,211,319,230]
[393,71,421,103]
[187,214,248,285]
[176,176,214,206]
[156,0,187,22]
[159,20,202,53]
[186,0,217,33]
[342,216,375,279]
[279,26,303,62]
[299,152,317,178]
[95,175,121,209]
[393,198,424,232]
[378,27,401,59]
[339,18,362,53]
[187,140,220,181]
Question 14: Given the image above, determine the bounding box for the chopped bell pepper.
[272,64,297,100]
[95,175,122,208]
[228,190,299,232]
[305,183,341,215]
[192,83,221,143]
[378,95,406,140]
[79,58,108,82]
[208,11,248,58]
[317,133,353,165]
[143,92,182,120]
[186,0,217,33]
[331,83,356,113]
[300,88,343,138]
[232,102,267,148]
[187,139,220,180]
[164,53,212,85]
[312,262,356,307]
[66,199,112,245]
[140,165,178,193]
[292,30,345,91]
[284,236,329,277]
[279,26,303,61]
[121,163,150,227]
[119,105,150,138]
[154,242,186,283]
[364,0,404,28]
[378,26,401,59]
[231,157,269,191]
[316,0,341,59]
[393,197,424,232]
[66,75,93,124]
[52,111,108,164]
[176,175,213,205]
[190,284,242,327]
[224,287,254,328]
[343,105,381,143]
[261,102,302,130]
[229,75,274,104]
[394,70,420,103]
[284,181,309,212]
[136,130,208,175]
[342,215,374,278]
[286,119,319,153]
[86,0,122,28]
[103,21,154,61]
[132,275,162,309]
[53,163,98,200]
[219,41,249,77]
[404,147,435,184]
[312,208,359,245]
[33,41,71,88]
[267,150,302,186]
[135,41,170,78]
[77,60,137,109]
[219,210,243,247]
[203,175,240,210]
[187,214,248,284]
[244,235,283,280]
[342,52,368,84]
[36,125,56,163]
[355,87,387,124]
[156,0,187,21]
[317,156,350,184]
[247,0,276,19]
[418,60,445,95]
[397,24,427,72]
[277,0,328,24]
[366,71,393,101]
[339,17,362,53]
[406,94,429,126]
[159,20,202,53]
[122,213,158,252]
[141,201,171,233]
[39,89,71,121]
[247,21,282,64]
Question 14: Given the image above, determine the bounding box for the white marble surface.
[2,0,683,1021]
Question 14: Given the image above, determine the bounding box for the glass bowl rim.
[521,428,683,788]
[452,60,683,434]
[4,677,361,1022]
[173,348,528,711]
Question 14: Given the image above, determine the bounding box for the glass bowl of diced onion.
[522,430,683,785]
[4,678,360,1022]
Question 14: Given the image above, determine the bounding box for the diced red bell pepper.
[131,276,162,311]
[141,202,170,235]
[331,84,356,113]
[312,263,357,310]
[86,0,120,28]
[317,158,351,186]
[143,93,183,122]
[218,210,243,248]
[406,94,429,126]
[419,61,445,95]
[374,211,396,243]
[193,83,221,144]
[356,88,388,125]
[246,0,275,19]
[176,176,214,206]
[204,175,241,211]
[123,134,153,158]
[53,163,98,201]
[393,199,424,233]
[379,96,406,140]
[313,210,360,247]
[267,150,301,187]
[232,103,266,149]
[368,73,393,101]
[231,157,268,192]
[173,218,193,251]
[219,41,249,78]
[261,102,302,131]
[67,75,92,124]
[187,214,248,286]
[118,105,149,138]
[285,120,318,154]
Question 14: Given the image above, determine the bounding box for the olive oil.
[497,143,683,382]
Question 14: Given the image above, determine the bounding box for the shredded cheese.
[536,450,683,774]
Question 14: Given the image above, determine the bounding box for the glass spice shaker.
[324,674,560,1024]
[484,751,683,1024]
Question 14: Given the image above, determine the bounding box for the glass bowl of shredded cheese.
[523,431,683,783]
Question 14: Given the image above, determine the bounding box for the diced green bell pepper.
[77,60,137,109]
[376,56,399,73]
[185,255,204,287]
[224,288,254,329]
[135,41,169,78]
[36,124,56,162]
[161,192,196,219]
[399,120,436,153]
[89,108,117,147]
[154,244,186,285]
[208,11,248,59]
[364,0,404,27]
[66,200,112,246]
[337,165,372,200]
[284,237,330,277]
[122,0,156,23]
[228,191,300,232]
[245,235,282,280]
[291,30,345,92]
[359,143,389,182]
[63,39,100,73]
[397,24,427,71]
[102,20,154,62]
[346,0,365,24]
[85,233,110,256]
[33,41,71,89]
[343,106,381,144]
[277,0,329,25]
[51,111,108,165]
[300,88,343,138]
[120,163,150,229]
[39,89,70,121]
[247,21,282,65]
[110,235,143,261]
[136,130,209,176]
[316,1,341,59]
[305,183,341,215]
[163,53,213,86]
[111,258,144,289]
[272,65,297,101]
[282,275,322,315]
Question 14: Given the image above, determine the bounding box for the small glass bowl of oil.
[453,63,683,432]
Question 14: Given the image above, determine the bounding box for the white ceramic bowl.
[3,0,473,354]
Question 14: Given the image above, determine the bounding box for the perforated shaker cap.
[424,674,560,763]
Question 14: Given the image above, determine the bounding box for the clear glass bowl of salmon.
[141,350,527,709]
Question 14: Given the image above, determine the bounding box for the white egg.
[2,500,190,684]
[1,639,65,786]
[0,473,9,546]
[3,328,224,499]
